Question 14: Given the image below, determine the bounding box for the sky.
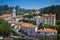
[0,0,60,9]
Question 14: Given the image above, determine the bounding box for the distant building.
[12,8,16,17]
[34,13,56,26]
[32,10,40,15]
[34,16,42,26]
[42,14,56,26]
[35,10,40,14]
[0,8,21,22]
[37,28,57,36]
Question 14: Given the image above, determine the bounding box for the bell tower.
[12,8,16,17]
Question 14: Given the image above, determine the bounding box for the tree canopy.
[0,19,11,37]
[39,5,60,20]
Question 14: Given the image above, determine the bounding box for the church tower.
[12,8,16,17]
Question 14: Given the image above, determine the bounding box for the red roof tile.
[37,28,57,33]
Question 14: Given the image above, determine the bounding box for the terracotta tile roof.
[37,28,57,33]
[44,28,57,33]
[43,14,49,16]
[21,22,36,28]
[8,21,36,28]
[2,14,12,17]
[37,29,42,33]
[0,14,20,18]
[0,14,12,18]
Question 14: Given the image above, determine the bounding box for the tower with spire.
[12,8,16,17]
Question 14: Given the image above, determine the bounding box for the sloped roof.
[37,28,57,33]
[43,14,49,16]
[8,21,36,28]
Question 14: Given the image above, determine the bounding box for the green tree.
[43,23,51,28]
[3,4,9,11]
[0,19,11,37]
[56,20,60,25]
[38,23,43,29]
[39,5,60,20]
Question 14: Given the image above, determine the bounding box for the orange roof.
[2,14,12,17]
[21,23,33,28]
[43,14,49,16]
[8,21,36,28]
[0,14,20,18]
[0,14,12,18]
[37,28,57,33]
[20,22,36,28]
[37,29,42,32]
[44,28,57,33]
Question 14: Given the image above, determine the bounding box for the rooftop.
[8,21,37,28]
[37,28,57,33]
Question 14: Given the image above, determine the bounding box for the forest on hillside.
[39,5,60,20]
[0,4,60,20]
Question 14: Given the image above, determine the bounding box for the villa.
[42,13,56,26]
[37,28,57,36]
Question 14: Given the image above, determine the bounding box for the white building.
[37,28,57,36]
[12,8,16,17]
[42,14,56,26]
[34,16,42,26]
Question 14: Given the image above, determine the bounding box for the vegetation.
[39,5,60,20]
[0,4,60,20]
[19,19,36,25]
[38,21,60,40]
[38,23,51,29]
[0,4,60,39]
[0,19,16,37]
[0,4,35,15]
[0,19,11,37]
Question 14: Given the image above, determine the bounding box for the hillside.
[39,5,60,20]
[0,5,60,20]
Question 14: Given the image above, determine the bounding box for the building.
[8,21,38,37]
[42,14,56,26]
[12,8,16,17]
[20,22,38,37]
[0,8,21,22]
[34,16,42,26]
[37,28,57,36]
